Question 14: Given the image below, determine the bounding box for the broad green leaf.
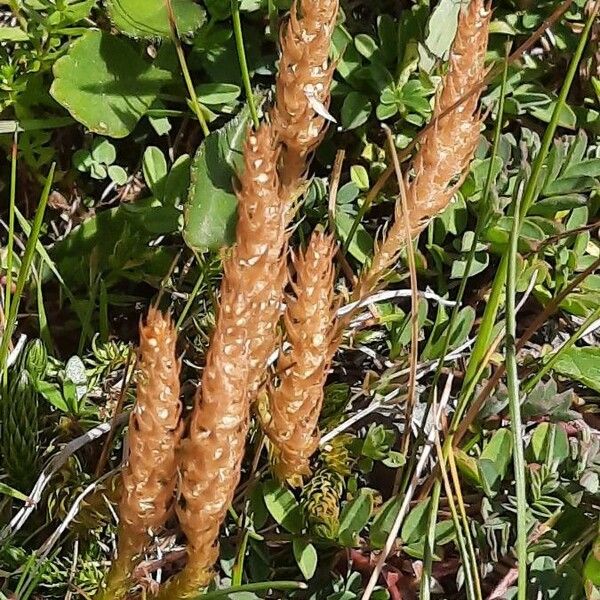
[401,499,430,544]
[0,26,29,41]
[338,489,373,547]
[51,31,169,138]
[454,448,481,487]
[143,146,168,199]
[262,480,303,534]
[184,106,252,251]
[478,429,513,496]
[196,83,241,105]
[530,194,587,217]
[350,165,369,190]
[341,92,372,130]
[354,34,379,61]
[36,380,69,412]
[292,538,318,580]
[107,0,206,39]
[562,158,600,179]
[335,211,373,264]
[91,139,116,165]
[422,306,475,360]
[164,154,191,206]
[108,165,128,185]
[552,347,600,393]
[529,423,569,465]
[424,0,460,60]
[370,495,402,549]
[544,175,598,196]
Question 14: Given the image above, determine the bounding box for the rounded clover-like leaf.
[50,31,168,138]
[107,0,206,39]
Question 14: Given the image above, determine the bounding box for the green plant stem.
[524,305,600,393]
[176,254,206,331]
[461,6,598,397]
[434,439,478,600]
[505,190,528,600]
[447,447,482,600]
[0,164,55,378]
[421,478,441,600]
[166,0,210,137]
[231,0,259,129]
[231,527,250,586]
[195,580,307,599]
[3,129,18,390]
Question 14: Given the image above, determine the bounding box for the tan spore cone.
[264,231,338,485]
[96,308,182,600]
[158,124,288,599]
[272,0,339,188]
[358,0,491,297]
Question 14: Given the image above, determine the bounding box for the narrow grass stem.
[231,0,259,128]
[382,126,419,462]
[505,192,528,600]
[0,164,55,378]
[447,448,482,600]
[195,580,307,599]
[166,0,210,137]
[3,129,18,389]
[434,435,478,600]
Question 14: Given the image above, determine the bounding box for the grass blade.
[505,183,528,600]
[0,163,55,378]
[231,0,259,129]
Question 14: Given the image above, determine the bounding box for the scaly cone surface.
[264,231,338,485]
[96,308,182,600]
[358,0,491,297]
[158,124,287,599]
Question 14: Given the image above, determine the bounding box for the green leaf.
[196,83,241,105]
[36,380,69,412]
[529,423,569,465]
[292,538,318,580]
[354,34,379,60]
[530,194,587,216]
[454,448,481,487]
[335,211,373,264]
[552,347,600,393]
[401,499,430,544]
[184,106,252,251]
[561,158,600,179]
[50,31,168,138]
[350,165,369,191]
[543,176,598,195]
[65,355,87,401]
[91,139,116,165]
[143,146,168,199]
[262,480,303,534]
[424,0,460,60]
[164,153,191,206]
[338,489,373,547]
[107,0,206,39]
[0,481,30,502]
[108,165,128,185]
[0,26,28,41]
[478,429,513,496]
[370,495,402,549]
[341,92,372,130]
